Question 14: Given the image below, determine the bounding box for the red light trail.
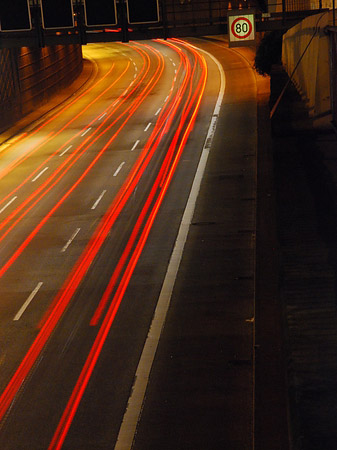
[0,42,164,275]
[49,39,208,449]
[0,40,208,449]
[0,57,118,182]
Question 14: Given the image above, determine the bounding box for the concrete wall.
[0,44,83,134]
[282,11,331,125]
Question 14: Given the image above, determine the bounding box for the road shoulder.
[133,39,257,450]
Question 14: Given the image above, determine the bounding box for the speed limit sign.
[228,10,255,47]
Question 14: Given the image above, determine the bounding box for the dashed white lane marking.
[14,282,43,321]
[113,161,125,177]
[81,127,92,137]
[59,145,72,156]
[0,196,17,214]
[155,108,161,116]
[31,167,49,182]
[98,113,107,121]
[173,62,176,67]
[144,122,151,132]
[61,227,81,253]
[114,44,226,450]
[131,140,140,152]
[164,95,169,102]
[91,190,107,210]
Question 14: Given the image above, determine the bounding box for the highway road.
[0,39,225,448]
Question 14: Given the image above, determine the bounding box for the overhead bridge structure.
[0,0,326,48]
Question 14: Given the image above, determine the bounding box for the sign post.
[228,9,255,47]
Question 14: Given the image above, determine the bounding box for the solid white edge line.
[114,45,226,450]
[0,196,18,214]
[14,282,43,321]
[91,190,107,210]
[61,227,81,253]
[113,162,125,177]
[31,167,49,182]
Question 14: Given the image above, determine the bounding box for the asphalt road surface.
[0,38,257,449]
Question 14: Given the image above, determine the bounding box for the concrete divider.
[282,11,331,126]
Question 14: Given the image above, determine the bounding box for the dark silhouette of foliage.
[254,30,284,76]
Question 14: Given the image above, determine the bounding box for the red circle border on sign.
[231,17,252,39]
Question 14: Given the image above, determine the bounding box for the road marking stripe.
[113,161,125,177]
[144,122,151,132]
[155,108,161,116]
[98,113,107,121]
[115,43,226,450]
[14,282,43,321]
[31,167,48,182]
[81,127,92,137]
[91,190,107,210]
[131,140,140,151]
[0,196,17,214]
[59,145,72,156]
[61,228,81,253]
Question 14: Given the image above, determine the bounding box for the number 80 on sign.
[228,11,255,46]
[232,17,252,39]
